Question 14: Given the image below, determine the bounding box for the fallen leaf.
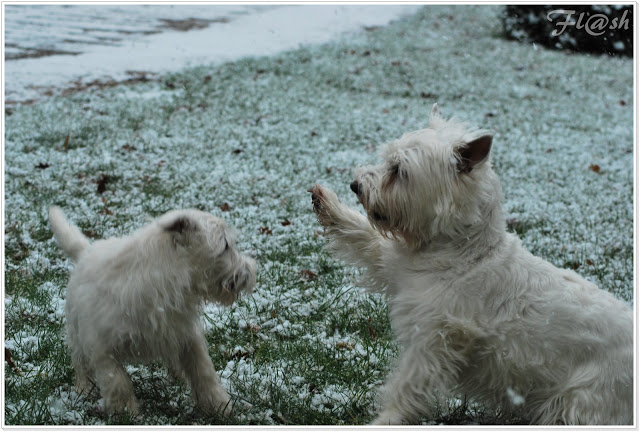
[5,348,22,376]
[300,269,317,281]
[369,317,378,339]
[220,203,231,212]
[82,229,102,239]
[281,218,292,226]
[96,174,110,194]
[258,226,272,235]
[231,349,250,360]
[589,164,601,173]
[63,134,70,151]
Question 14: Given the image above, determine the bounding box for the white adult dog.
[49,207,256,416]
[309,105,633,425]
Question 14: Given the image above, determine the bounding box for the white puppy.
[309,104,633,425]
[49,207,256,416]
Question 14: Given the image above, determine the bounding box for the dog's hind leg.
[93,355,139,416]
[533,366,633,425]
[178,335,232,416]
[372,345,460,425]
[71,353,93,395]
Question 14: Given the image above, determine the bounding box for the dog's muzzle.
[233,258,257,294]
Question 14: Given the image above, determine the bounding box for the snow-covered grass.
[3,5,633,425]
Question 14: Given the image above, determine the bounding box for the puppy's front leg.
[178,336,232,416]
[309,184,387,270]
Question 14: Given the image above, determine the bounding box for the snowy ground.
[3,4,634,426]
[4,4,421,105]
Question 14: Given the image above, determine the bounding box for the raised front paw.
[308,183,326,214]
[308,184,340,227]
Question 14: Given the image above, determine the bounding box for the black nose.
[350,180,361,196]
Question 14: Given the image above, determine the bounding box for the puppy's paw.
[197,388,233,417]
[221,399,234,417]
[105,395,140,417]
[371,409,406,425]
[74,375,93,395]
[308,184,340,227]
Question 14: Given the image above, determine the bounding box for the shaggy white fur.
[49,207,256,416]
[309,104,633,425]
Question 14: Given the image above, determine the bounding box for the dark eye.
[388,163,405,183]
[224,239,229,251]
[383,163,402,191]
[371,210,389,223]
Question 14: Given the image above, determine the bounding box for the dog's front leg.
[178,336,232,416]
[309,184,387,270]
[372,346,457,425]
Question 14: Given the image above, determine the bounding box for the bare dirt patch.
[5,45,81,60]
[158,17,229,31]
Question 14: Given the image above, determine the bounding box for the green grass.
[4,5,633,425]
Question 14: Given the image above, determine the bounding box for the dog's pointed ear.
[164,216,195,247]
[430,103,441,122]
[456,133,493,174]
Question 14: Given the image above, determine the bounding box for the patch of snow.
[506,387,525,406]
[4,5,421,104]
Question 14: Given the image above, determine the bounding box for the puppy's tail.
[49,206,90,262]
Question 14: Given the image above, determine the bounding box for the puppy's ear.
[456,133,493,174]
[430,103,441,122]
[164,216,196,247]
